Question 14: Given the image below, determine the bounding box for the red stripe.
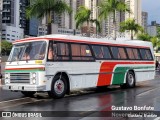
[13,37,150,49]
[97,61,154,86]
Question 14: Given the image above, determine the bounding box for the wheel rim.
[128,73,134,86]
[54,79,64,95]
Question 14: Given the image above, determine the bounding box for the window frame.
[91,44,112,60]
[109,46,128,60]
[70,43,95,61]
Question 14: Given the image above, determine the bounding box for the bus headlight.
[5,79,9,84]
[31,72,36,84]
[32,72,36,78]
[5,73,9,79]
[32,78,36,84]
[5,73,10,84]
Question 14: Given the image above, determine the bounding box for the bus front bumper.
[2,84,46,91]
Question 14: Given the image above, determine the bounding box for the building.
[124,0,142,38]
[141,12,148,33]
[147,21,160,37]
[38,0,94,36]
[147,25,157,37]
[1,0,29,41]
[125,0,141,25]
[0,0,3,39]
[38,0,142,38]
[101,0,142,38]
[1,25,24,41]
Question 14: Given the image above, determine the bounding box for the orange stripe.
[97,61,154,86]
[5,67,45,70]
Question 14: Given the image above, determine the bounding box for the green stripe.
[112,66,154,84]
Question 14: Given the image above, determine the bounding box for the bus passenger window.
[48,46,54,60]
[110,47,119,59]
[126,48,135,59]
[140,49,148,60]
[102,46,111,59]
[118,48,127,59]
[92,45,103,59]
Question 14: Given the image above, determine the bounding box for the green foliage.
[157,27,160,38]
[150,37,160,52]
[137,33,151,41]
[98,0,130,39]
[120,18,143,40]
[26,0,72,34]
[75,6,91,29]
[26,0,71,21]
[137,33,160,52]
[1,40,12,55]
[75,6,101,35]
[98,0,130,20]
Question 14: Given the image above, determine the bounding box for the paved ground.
[0,78,160,120]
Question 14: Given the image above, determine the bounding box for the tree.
[120,18,143,40]
[98,0,130,39]
[26,0,72,34]
[75,6,101,37]
[150,37,160,53]
[1,41,12,56]
[137,33,160,53]
[157,27,160,38]
[137,33,151,41]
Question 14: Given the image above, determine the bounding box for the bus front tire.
[21,91,36,97]
[48,75,67,99]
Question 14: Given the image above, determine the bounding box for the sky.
[142,0,160,24]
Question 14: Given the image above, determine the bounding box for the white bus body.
[3,34,155,98]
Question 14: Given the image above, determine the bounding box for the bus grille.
[10,73,30,83]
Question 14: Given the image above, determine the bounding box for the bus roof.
[14,34,152,48]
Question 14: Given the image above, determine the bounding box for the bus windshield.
[8,41,46,61]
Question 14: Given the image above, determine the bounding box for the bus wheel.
[48,75,67,99]
[21,91,36,97]
[126,71,135,88]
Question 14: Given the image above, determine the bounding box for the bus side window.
[48,43,56,60]
[140,49,148,60]
[92,45,104,59]
[145,49,153,60]
[126,48,135,59]
[118,47,127,59]
[102,46,111,59]
[132,48,140,60]
[56,42,69,60]
[110,47,119,59]
[71,44,93,61]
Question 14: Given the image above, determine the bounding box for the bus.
[2,34,155,98]
[154,52,160,61]
[154,52,160,69]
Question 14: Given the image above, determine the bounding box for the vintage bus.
[2,34,155,98]
[154,52,160,61]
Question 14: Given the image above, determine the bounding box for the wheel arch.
[53,71,70,94]
[124,69,136,83]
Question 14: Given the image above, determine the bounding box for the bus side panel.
[69,62,100,90]
[97,62,155,86]
[134,67,155,82]
[97,62,115,86]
